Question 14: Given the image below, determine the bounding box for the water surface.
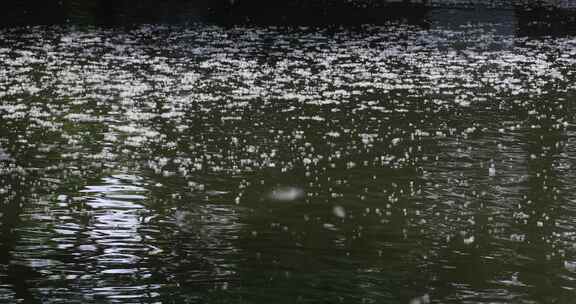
[1,20,576,303]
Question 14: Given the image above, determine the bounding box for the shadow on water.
[210,0,431,27]
[0,0,211,27]
[509,93,576,303]
[3,1,576,37]
[0,121,46,302]
[0,168,40,302]
[421,92,576,302]
[0,0,432,28]
[515,8,576,37]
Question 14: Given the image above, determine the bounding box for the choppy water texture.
[1,20,576,303]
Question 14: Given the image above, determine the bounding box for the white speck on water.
[564,260,576,273]
[246,145,257,153]
[489,164,496,177]
[409,294,430,304]
[463,235,475,245]
[333,205,346,218]
[323,223,336,230]
[268,186,304,202]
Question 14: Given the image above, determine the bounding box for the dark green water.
[1,21,576,303]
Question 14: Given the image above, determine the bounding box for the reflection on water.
[1,16,576,303]
[2,1,576,32]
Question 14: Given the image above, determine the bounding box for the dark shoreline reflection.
[3,1,576,38]
[0,0,431,27]
[514,4,576,37]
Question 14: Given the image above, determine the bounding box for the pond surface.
[1,20,576,303]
